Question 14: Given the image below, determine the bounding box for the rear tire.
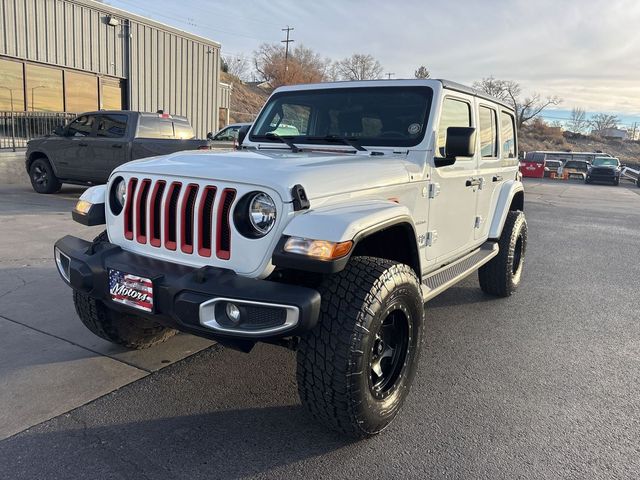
[613,178,619,186]
[479,210,527,297]
[29,157,61,194]
[296,257,424,438]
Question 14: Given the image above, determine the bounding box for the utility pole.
[281,26,294,84]
[386,72,395,79]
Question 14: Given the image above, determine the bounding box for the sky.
[106,0,640,129]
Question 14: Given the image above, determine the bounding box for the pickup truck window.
[250,86,433,148]
[137,118,175,139]
[96,114,127,138]
[67,115,95,137]
[174,122,195,140]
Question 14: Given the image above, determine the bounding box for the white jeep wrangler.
[55,79,527,438]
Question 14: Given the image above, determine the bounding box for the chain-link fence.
[0,112,77,150]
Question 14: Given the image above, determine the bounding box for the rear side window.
[437,98,471,157]
[137,118,175,139]
[174,122,195,139]
[96,114,127,138]
[500,112,516,158]
[479,106,498,158]
[67,115,95,137]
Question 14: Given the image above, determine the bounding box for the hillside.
[221,72,271,124]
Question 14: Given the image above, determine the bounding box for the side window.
[137,118,174,139]
[437,98,471,157]
[96,114,127,138]
[67,115,95,137]
[500,111,516,158]
[479,106,498,158]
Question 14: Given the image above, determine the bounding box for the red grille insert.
[135,179,151,244]
[180,184,199,254]
[216,189,236,260]
[197,186,217,257]
[149,181,166,247]
[164,182,182,251]
[123,178,138,240]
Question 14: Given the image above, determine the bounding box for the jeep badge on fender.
[54,79,527,438]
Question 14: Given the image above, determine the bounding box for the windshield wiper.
[305,135,367,151]
[252,133,300,152]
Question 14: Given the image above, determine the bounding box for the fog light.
[226,303,241,324]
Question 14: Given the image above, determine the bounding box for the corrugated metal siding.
[0,0,221,137]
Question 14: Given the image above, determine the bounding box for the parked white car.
[55,79,527,438]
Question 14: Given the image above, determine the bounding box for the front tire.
[479,210,527,297]
[296,257,424,438]
[29,157,61,194]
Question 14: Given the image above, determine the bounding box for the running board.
[421,242,499,302]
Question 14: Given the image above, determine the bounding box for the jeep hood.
[114,149,417,202]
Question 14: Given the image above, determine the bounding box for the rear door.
[90,113,130,182]
[426,94,479,262]
[48,114,97,180]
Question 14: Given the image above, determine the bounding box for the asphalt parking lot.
[1,178,639,479]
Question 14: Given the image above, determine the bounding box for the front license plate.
[109,269,154,312]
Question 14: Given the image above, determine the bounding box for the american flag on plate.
[109,269,154,312]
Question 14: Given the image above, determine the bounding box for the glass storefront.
[0,58,26,111]
[0,56,124,112]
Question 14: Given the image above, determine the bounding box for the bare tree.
[414,66,431,79]
[567,107,588,133]
[223,54,251,81]
[589,113,619,133]
[334,54,383,81]
[472,76,561,130]
[254,43,329,87]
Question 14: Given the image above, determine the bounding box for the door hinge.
[478,177,485,190]
[428,182,440,198]
[474,216,483,228]
[426,230,438,246]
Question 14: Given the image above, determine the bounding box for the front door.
[90,113,130,182]
[426,95,479,263]
[48,115,96,180]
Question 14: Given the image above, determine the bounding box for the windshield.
[565,161,587,168]
[250,86,433,148]
[592,157,619,167]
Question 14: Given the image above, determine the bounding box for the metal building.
[0,0,231,139]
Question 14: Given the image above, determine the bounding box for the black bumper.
[54,235,321,342]
[587,173,618,183]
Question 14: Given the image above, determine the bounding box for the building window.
[65,71,99,112]
[0,58,25,111]
[25,64,64,112]
[102,81,123,110]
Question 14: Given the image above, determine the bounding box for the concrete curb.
[0,149,29,185]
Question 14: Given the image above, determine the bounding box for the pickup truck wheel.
[296,257,424,438]
[478,210,527,297]
[73,291,177,349]
[29,157,61,194]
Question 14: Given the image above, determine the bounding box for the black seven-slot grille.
[123,177,236,259]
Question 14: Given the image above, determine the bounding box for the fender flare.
[488,180,524,239]
[273,200,419,273]
[72,185,107,226]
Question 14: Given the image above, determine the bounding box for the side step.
[421,242,499,302]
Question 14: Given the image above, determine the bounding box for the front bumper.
[54,235,321,342]
[586,173,618,183]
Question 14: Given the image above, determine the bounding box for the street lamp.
[0,85,16,111]
[0,85,19,151]
[30,85,46,111]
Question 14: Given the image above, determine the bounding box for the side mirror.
[435,127,476,167]
[206,132,215,141]
[54,125,66,136]
[236,125,250,149]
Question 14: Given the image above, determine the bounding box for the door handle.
[465,178,481,187]
[493,175,503,182]
[111,144,123,149]
[78,142,88,147]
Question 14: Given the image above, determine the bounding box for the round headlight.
[109,177,126,215]
[248,192,277,235]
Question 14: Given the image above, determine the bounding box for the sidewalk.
[0,185,213,439]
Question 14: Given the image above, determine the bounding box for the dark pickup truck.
[26,111,209,193]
